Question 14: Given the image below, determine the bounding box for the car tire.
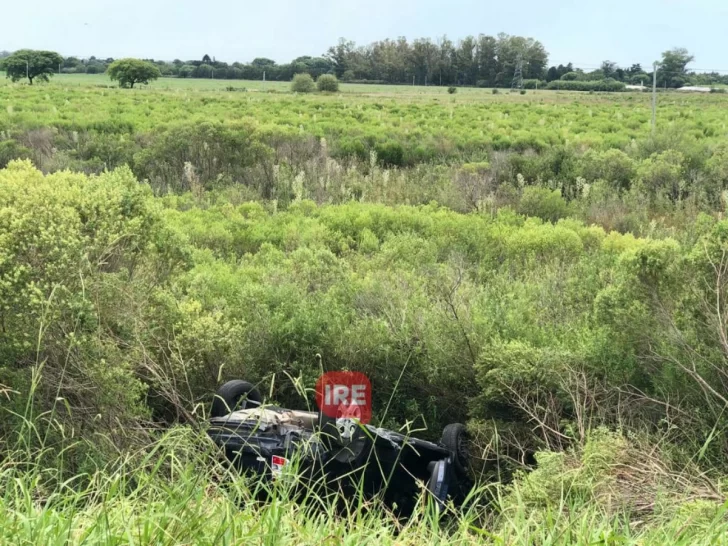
[441,423,470,478]
[211,380,263,418]
[317,411,372,466]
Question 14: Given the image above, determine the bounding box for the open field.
[2,74,727,159]
[3,71,533,96]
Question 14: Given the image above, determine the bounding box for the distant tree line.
[4,38,725,89]
[37,33,551,87]
[543,49,726,88]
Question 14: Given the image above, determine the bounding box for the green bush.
[0,160,187,444]
[317,74,339,92]
[291,73,315,93]
[374,141,405,166]
[546,79,626,92]
[448,86,457,94]
[517,186,570,222]
[0,139,31,168]
[579,148,637,191]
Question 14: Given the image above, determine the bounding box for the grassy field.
[3,72,727,156]
[3,70,524,96]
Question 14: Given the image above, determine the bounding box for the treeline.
[54,34,548,87]
[8,38,722,89]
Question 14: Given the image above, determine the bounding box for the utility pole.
[413,75,415,86]
[263,71,266,82]
[652,62,658,134]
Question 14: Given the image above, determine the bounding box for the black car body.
[207,380,471,513]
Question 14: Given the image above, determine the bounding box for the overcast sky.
[3,0,727,71]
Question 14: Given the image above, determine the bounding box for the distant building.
[676,86,712,93]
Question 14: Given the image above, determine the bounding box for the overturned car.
[207,379,472,512]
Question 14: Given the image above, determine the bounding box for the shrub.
[0,160,187,446]
[374,141,405,167]
[448,87,457,94]
[517,186,570,222]
[341,70,355,82]
[546,79,626,92]
[579,149,637,191]
[520,89,527,95]
[522,79,545,89]
[291,73,315,93]
[317,74,340,93]
[492,88,499,94]
[636,150,686,200]
[0,139,31,168]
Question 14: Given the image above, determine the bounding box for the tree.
[252,58,276,68]
[600,60,617,79]
[476,35,498,87]
[326,38,355,78]
[202,54,212,64]
[107,58,161,88]
[659,48,694,88]
[628,63,643,75]
[1,49,63,85]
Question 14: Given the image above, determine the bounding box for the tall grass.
[3,412,728,544]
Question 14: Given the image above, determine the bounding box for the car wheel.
[211,380,263,418]
[318,404,372,465]
[441,423,470,478]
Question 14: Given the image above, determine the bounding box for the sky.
[3,0,728,71]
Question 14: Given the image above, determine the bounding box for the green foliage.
[1,426,725,545]
[316,74,339,92]
[291,73,315,93]
[0,140,30,168]
[659,48,694,88]
[517,187,570,222]
[1,49,63,85]
[547,79,626,91]
[522,79,544,89]
[132,121,271,194]
[107,58,161,88]
[636,149,686,200]
[579,149,636,191]
[0,160,187,440]
[448,86,457,94]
